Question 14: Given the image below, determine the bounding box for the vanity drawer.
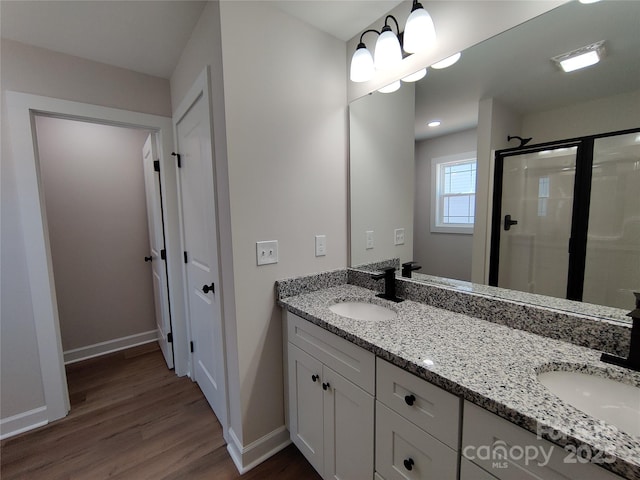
[287,311,375,394]
[376,401,458,480]
[463,401,625,480]
[376,358,460,450]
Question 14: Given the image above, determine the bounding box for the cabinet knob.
[202,283,215,294]
[144,256,153,262]
[403,458,414,471]
[404,394,416,406]
[311,374,319,382]
[322,382,330,391]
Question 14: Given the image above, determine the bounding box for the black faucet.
[371,267,404,303]
[402,261,422,278]
[601,292,640,372]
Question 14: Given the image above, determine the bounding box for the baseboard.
[0,406,48,440]
[63,330,158,364]
[226,425,291,474]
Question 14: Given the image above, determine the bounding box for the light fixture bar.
[551,40,605,73]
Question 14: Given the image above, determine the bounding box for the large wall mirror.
[349,0,639,321]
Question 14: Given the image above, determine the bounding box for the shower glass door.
[583,132,640,309]
[492,146,578,298]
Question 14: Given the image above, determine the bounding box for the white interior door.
[175,89,226,424]
[142,134,174,369]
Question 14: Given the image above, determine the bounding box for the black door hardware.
[172,152,182,168]
[403,458,414,471]
[504,214,518,231]
[202,283,215,294]
[311,374,319,382]
[144,256,153,262]
[322,382,330,391]
[404,394,416,406]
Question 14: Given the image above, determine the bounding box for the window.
[431,152,477,234]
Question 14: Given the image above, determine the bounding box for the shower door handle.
[504,214,518,231]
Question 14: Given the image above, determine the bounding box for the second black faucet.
[371,267,404,303]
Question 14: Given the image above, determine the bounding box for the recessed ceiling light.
[579,0,601,4]
[428,120,441,127]
[551,40,605,73]
[431,52,461,69]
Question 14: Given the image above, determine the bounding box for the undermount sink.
[329,301,397,322]
[537,370,640,437]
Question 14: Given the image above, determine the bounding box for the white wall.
[220,0,347,446]
[414,128,477,280]
[350,85,415,267]
[169,0,348,459]
[1,39,171,424]
[523,89,640,143]
[35,117,155,352]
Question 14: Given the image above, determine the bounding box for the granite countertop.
[278,283,640,480]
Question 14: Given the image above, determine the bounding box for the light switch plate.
[394,228,405,245]
[256,240,278,265]
[315,235,327,257]
[366,230,374,250]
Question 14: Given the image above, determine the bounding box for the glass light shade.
[350,44,375,82]
[402,68,427,82]
[431,52,461,69]
[403,6,436,54]
[374,28,402,70]
[378,81,401,94]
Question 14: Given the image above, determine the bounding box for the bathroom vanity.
[277,271,640,480]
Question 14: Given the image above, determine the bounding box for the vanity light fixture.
[551,41,605,73]
[428,120,441,127]
[378,80,401,94]
[349,1,437,83]
[401,68,427,83]
[431,52,462,69]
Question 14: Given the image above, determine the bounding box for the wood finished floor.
[1,343,321,480]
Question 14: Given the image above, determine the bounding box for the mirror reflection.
[349,0,640,318]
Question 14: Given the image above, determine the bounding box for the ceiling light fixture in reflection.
[428,120,441,127]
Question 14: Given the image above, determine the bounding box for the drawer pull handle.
[322,382,330,391]
[404,394,416,406]
[311,374,319,382]
[403,458,414,471]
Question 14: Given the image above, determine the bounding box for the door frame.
[5,91,190,425]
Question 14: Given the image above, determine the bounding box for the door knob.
[322,382,330,391]
[504,214,519,231]
[311,374,319,382]
[144,256,153,262]
[202,283,215,294]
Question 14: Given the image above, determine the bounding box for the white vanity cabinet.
[375,359,461,479]
[287,312,375,480]
[462,402,625,480]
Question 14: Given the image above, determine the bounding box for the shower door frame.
[488,127,639,302]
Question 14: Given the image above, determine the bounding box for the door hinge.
[172,152,182,168]
[190,341,194,353]
[167,332,173,343]
[183,251,188,264]
[153,160,160,172]
[160,249,166,260]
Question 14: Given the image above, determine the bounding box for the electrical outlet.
[366,230,374,249]
[394,228,405,245]
[315,235,327,257]
[256,240,278,265]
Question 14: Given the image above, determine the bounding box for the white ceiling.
[1,0,207,78]
[0,0,400,79]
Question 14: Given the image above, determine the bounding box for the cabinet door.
[376,402,458,480]
[323,366,375,480]
[289,344,325,476]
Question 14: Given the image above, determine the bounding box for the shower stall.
[489,129,640,310]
